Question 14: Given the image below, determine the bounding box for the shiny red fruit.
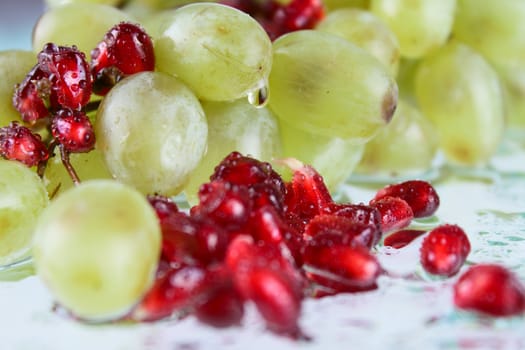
[147,194,179,223]
[383,229,427,249]
[38,43,92,110]
[194,284,244,328]
[454,264,525,317]
[91,22,155,95]
[372,180,440,218]
[329,203,383,246]
[420,224,470,277]
[370,196,414,233]
[12,65,54,125]
[51,109,95,153]
[0,122,49,167]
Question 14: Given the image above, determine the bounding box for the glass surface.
[0,2,524,349]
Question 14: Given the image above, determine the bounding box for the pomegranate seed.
[193,180,252,230]
[194,284,244,328]
[12,65,54,125]
[51,109,95,153]
[372,180,440,218]
[454,264,525,317]
[383,229,427,249]
[330,203,383,246]
[132,263,210,322]
[370,196,414,233]
[302,242,381,293]
[304,215,378,250]
[38,43,92,110]
[420,224,471,277]
[147,194,179,222]
[283,159,334,229]
[91,22,155,95]
[0,122,49,167]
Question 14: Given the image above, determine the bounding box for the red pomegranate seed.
[372,180,440,218]
[225,235,304,336]
[12,65,54,125]
[194,284,244,328]
[329,203,383,246]
[271,0,325,38]
[38,43,92,110]
[304,215,378,250]
[383,229,427,249]
[283,159,333,226]
[454,264,525,317]
[91,22,155,95]
[0,122,49,167]
[370,196,414,233]
[193,180,252,230]
[132,263,210,322]
[420,224,471,277]
[147,194,179,222]
[51,109,95,153]
[302,243,381,293]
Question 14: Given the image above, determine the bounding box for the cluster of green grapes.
[0,0,522,318]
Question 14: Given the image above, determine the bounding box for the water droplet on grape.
[247,81,269,108]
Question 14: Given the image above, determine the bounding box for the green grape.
[0,50,37,127]
[154,3,273,102]
[322,0,369,11]
[317,8,400,77]
[183,99,281,204]
[356,99,438,175]
[44,0,123,7]
[0,159,49,266]
[278,119,364,191]
[32,180,161,321]
[32,3,133,54]
[414,41,505,166]
[395,58,420,104]
[43,148,113,198]
[453,0,525,69]
[96,71,208,196]
[268,30,397,142]
[370,0,456,59]
[493,64,525,129]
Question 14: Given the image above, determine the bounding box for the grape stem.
[58,145,81,185]
[83,100,101,114]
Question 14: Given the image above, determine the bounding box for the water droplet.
[247,81,269,108]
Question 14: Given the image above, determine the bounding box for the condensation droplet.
[247,81,269,108]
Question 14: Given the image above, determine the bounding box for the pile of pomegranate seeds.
[221,0,325,40]
[127,151,525,337]
[0,22,154,182]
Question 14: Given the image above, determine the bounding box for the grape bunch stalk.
[0,22,155,186]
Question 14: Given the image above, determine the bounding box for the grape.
[322,0,369,11]
[414,41,505,166]
[356,99,438,176]
[268,30,397,142]
[453,0,525,69]
[0,159,49,266]
[0,50,37,127]
[183,98,281,204]
[43,148,113,198]
[493,64,525,129]
[278,119,364,191]
[316,8,400,77]
[32,180,161,321]
[32,3,132,54]
[44,0,123,7]
[370,0,456,59]
[154,3,273,102]
[96,71,208,196]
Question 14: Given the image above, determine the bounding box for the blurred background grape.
[0,0,44,50]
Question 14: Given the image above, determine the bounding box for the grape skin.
[414,41,505,166]
[0,160,49,266]
[0,51,37,127]
[32,180,161,321]
[268,30,397,142]
[183,98,281,204]
[96,71,208,196]
[154,3,273,102]
[32,3,132,54]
